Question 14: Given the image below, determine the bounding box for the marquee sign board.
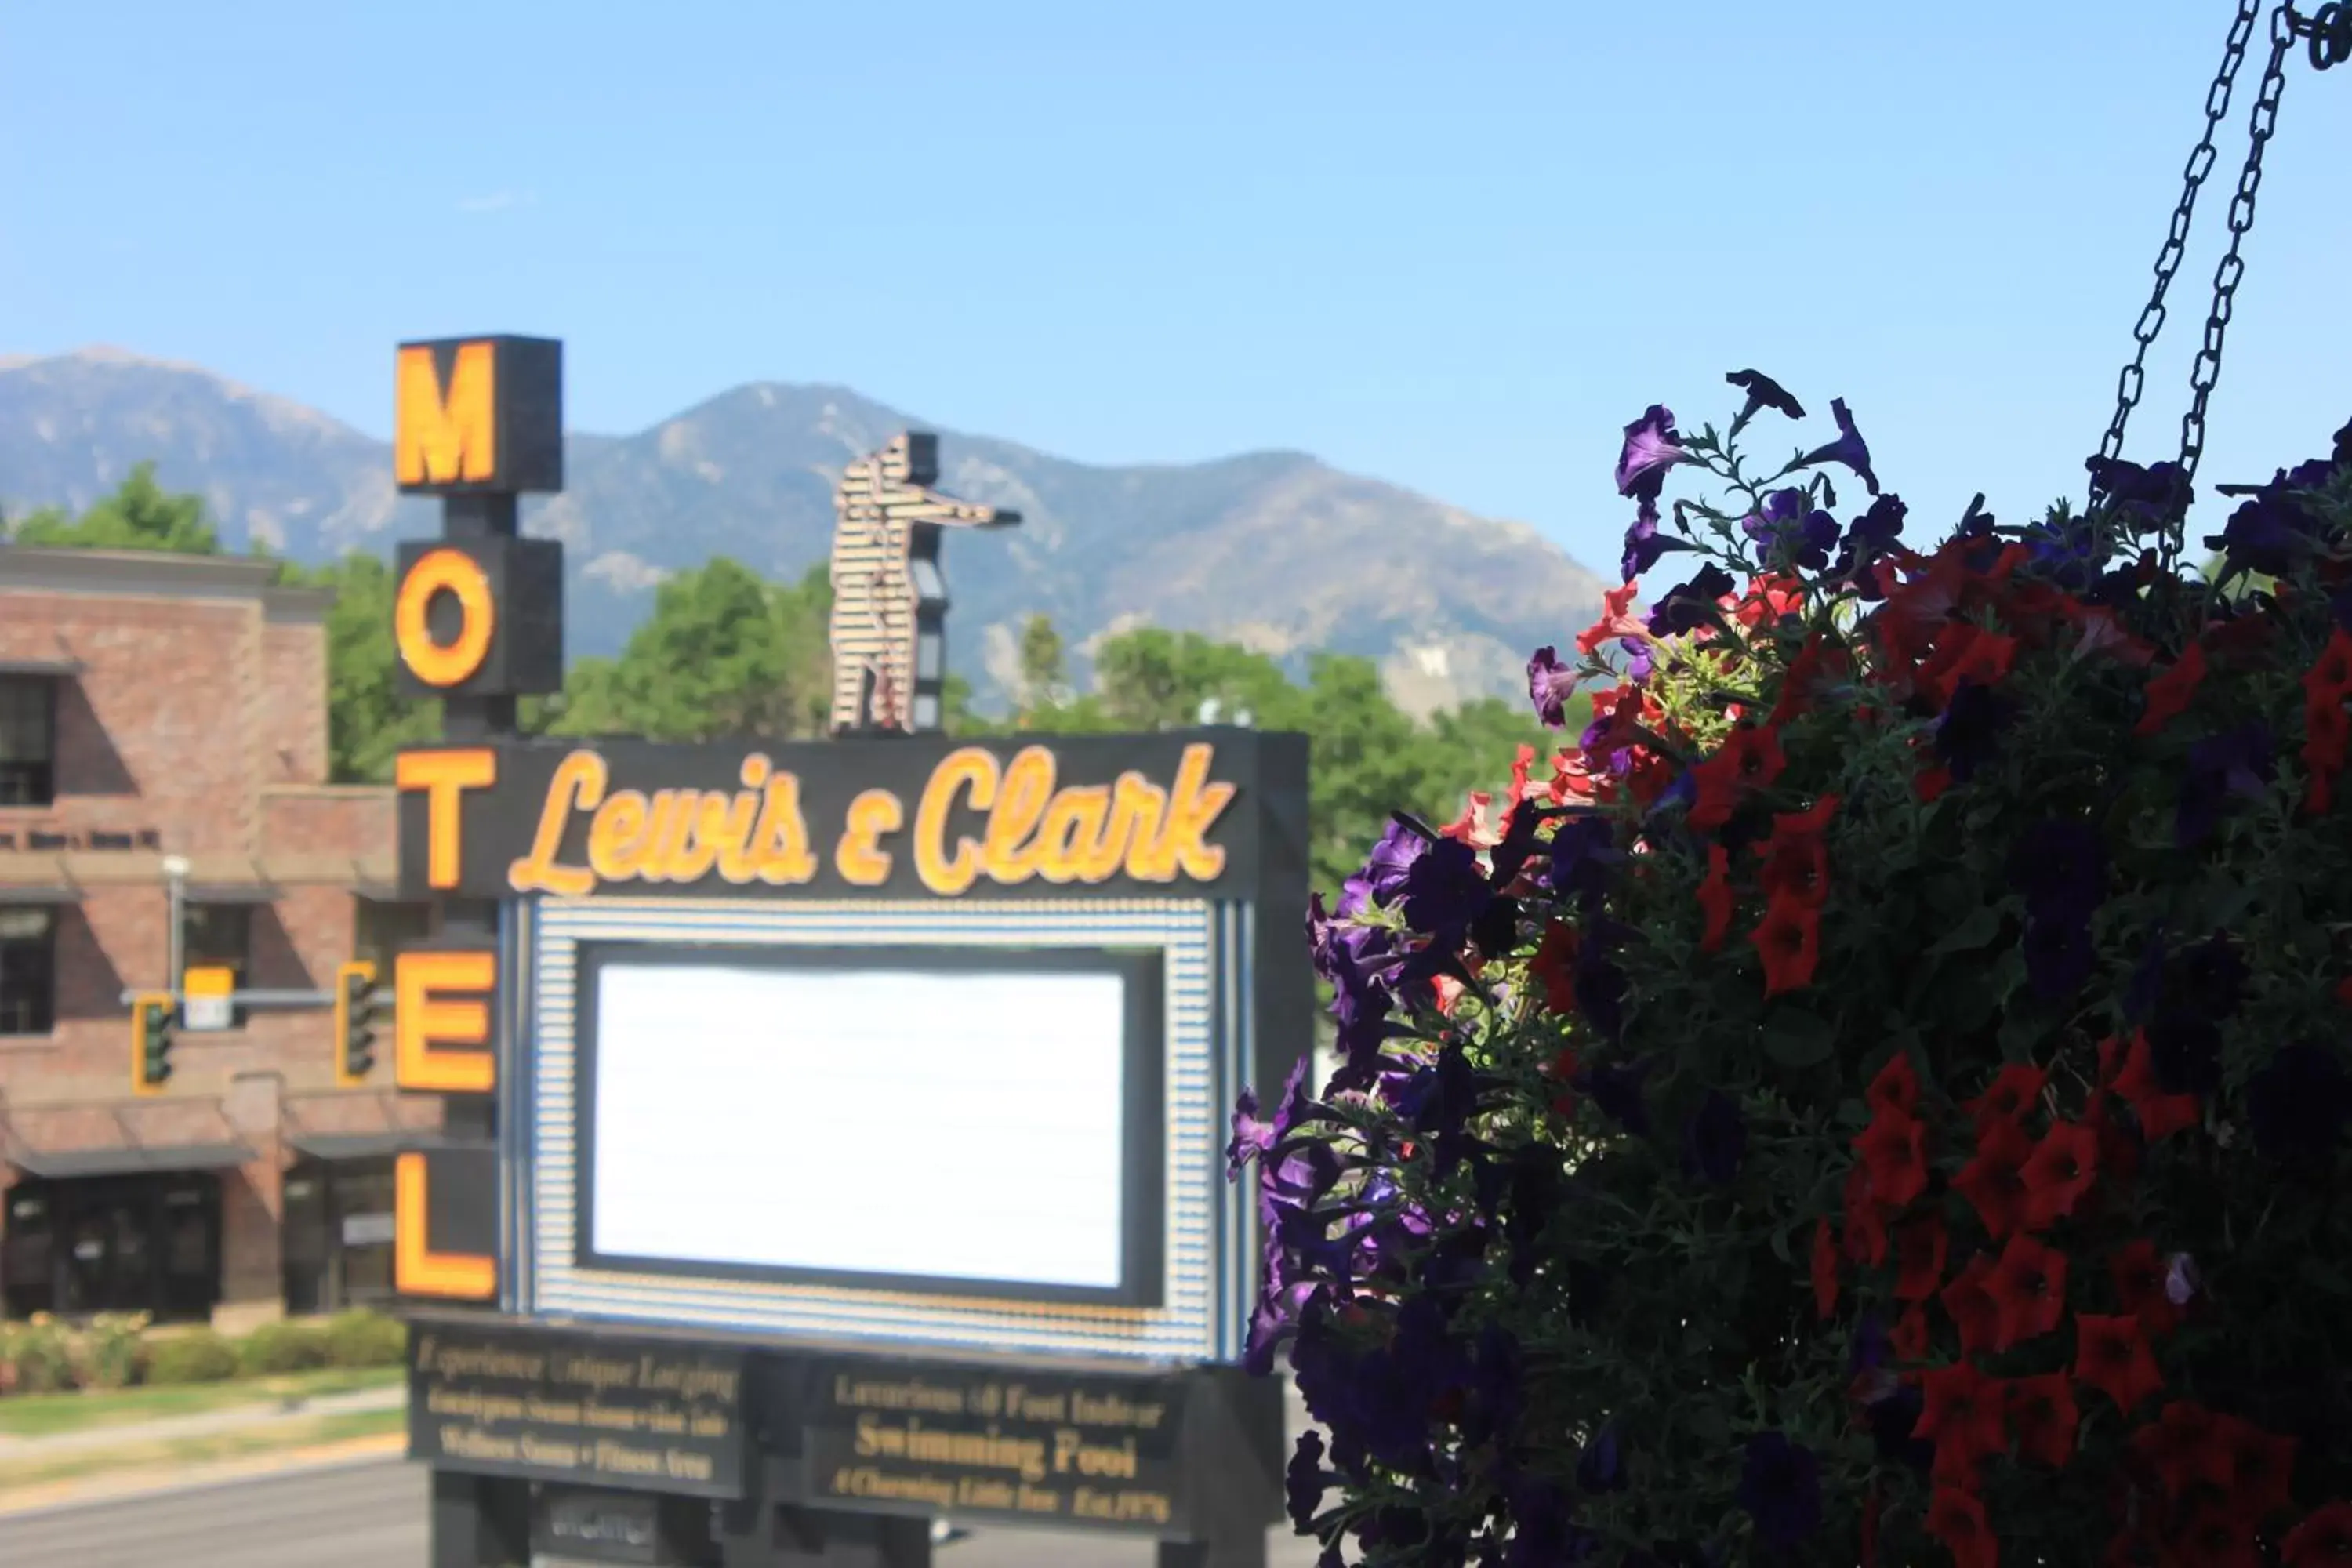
[383,336,1304,1566]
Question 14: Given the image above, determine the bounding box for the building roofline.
[0,545,328,619]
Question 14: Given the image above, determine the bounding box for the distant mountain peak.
[0,349,1602,712]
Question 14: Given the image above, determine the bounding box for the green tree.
[6,463,223,554]
[299,553,441,782]
[535,559,835,742]
[1016,613,1069,712]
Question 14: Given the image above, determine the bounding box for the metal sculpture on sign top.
[826,432,1019,736]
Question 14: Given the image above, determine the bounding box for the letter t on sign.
[395,748,499,895]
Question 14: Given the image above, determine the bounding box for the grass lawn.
[0,1406,405,1492]
[0,1365,404,1439]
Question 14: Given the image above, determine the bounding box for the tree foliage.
[9,468,1572,894]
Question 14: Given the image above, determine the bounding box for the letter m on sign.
[394,336,566,495]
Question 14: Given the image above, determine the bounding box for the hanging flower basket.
[1237,362,2352,1562]
[1229,13,2352,1559]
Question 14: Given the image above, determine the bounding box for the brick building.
[0,545,441,1330]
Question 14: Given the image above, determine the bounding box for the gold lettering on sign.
[506,749,819,898]
[499,742,1235,897]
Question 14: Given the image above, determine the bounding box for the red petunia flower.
[1855,1109,1929,1210]
[1695,845,1734,953]
[1964,1062,2048,1130]
[2083,1090,2145,1190]
[2172,1502,2263,1568]
[1895,1213,1949,1302]
[1893,1304,1933,1361]
[2020,1120,2101,1230]
[2136,641,2209,736]
[1811,1218,1839,1319]
[2105,1528,2163,1568]
[2075,1312,2164,1414]
[2337,976,2352,1010]
[2132,1401,2235,1500]
[2282,1502,2352,1566]
[1757,818,1831,907]
[1915,1361,2009,1490]
[2110,1032,2202,1142]
[1544,1047,1579,1118]
[1927,1486,1998,1568]
[1576,582,1648,656]
[1867,1052,1922,1116]
[1940,1252,2002,1357]
[1954,1118,2034,1239]
[2213,1413,2299,1519]
[2309,626,2352,695]
[1751,891,1822,997]
[1768,631,1853,726]
[1842,1164,1891,1268]
[1987,1233,2069,1349]
[2107,1240,2181,1338]
[1530,920,1581,1015]
[1915,763,1955,803]
[2008,1372,2080,1469]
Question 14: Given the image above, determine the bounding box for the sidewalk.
[0,1382,406,1458]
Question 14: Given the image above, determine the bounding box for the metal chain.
[2305,2,2352,68]
[2177,5,2298,485]
[2088,1,2266,504]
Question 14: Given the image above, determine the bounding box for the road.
[0,1457,1327,1567]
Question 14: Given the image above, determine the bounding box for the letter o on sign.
[395,548,498,688]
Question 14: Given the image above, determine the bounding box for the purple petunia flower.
[1737,1433,1824,1549]
[1577,1422,1626,1493]
[1682,1090,1746,1185]
[2086,455,2194,532]
[1615,405,1689,502]
[2246,1044,2352,1168]
[1646,564,1736,638]
[1619,637,1654,681]
[1933,681,2012,782]
[1741,488,1841,572]
[2205,473,2333,579]
[1527,644,1580,728]
[1621,495,1695,583]
[1285,1431,1329,1530]
[1831,492,1907,586]
[1727,368,1806,425]
[2165,1252,2201,1306]
[1574,1058,1653,1136]
[1798,397,1881,497]
[2176,722,2275,847]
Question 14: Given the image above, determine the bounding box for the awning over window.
[0,883,77,905]
[0,657,82,676]
[9,1140,254,1180]
[286,1131,414,1163]
[180,884,279,906]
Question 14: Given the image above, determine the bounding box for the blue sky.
[3,0,2347,583]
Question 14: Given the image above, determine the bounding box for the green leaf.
[1762,1011,1836,1069]
[1927,905,2002,956]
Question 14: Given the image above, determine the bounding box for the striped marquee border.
[514,897,1261,1363]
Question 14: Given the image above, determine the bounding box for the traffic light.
[336,960,383,1087]
[131,993,175,1094]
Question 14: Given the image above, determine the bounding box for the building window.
[0,677,56,807]
[0,906,56,1035]
[183,904,252,1025]
[354,900,434,974]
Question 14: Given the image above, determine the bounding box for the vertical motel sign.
[386,336,565,1301]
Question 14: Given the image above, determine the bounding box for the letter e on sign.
[393,336,564,495]
[394,948,499,1094]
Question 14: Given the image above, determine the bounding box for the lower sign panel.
[801,1356,1189,1535]
[409,1319,746,1498]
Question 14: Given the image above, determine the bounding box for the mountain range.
[0,347,1604,714]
